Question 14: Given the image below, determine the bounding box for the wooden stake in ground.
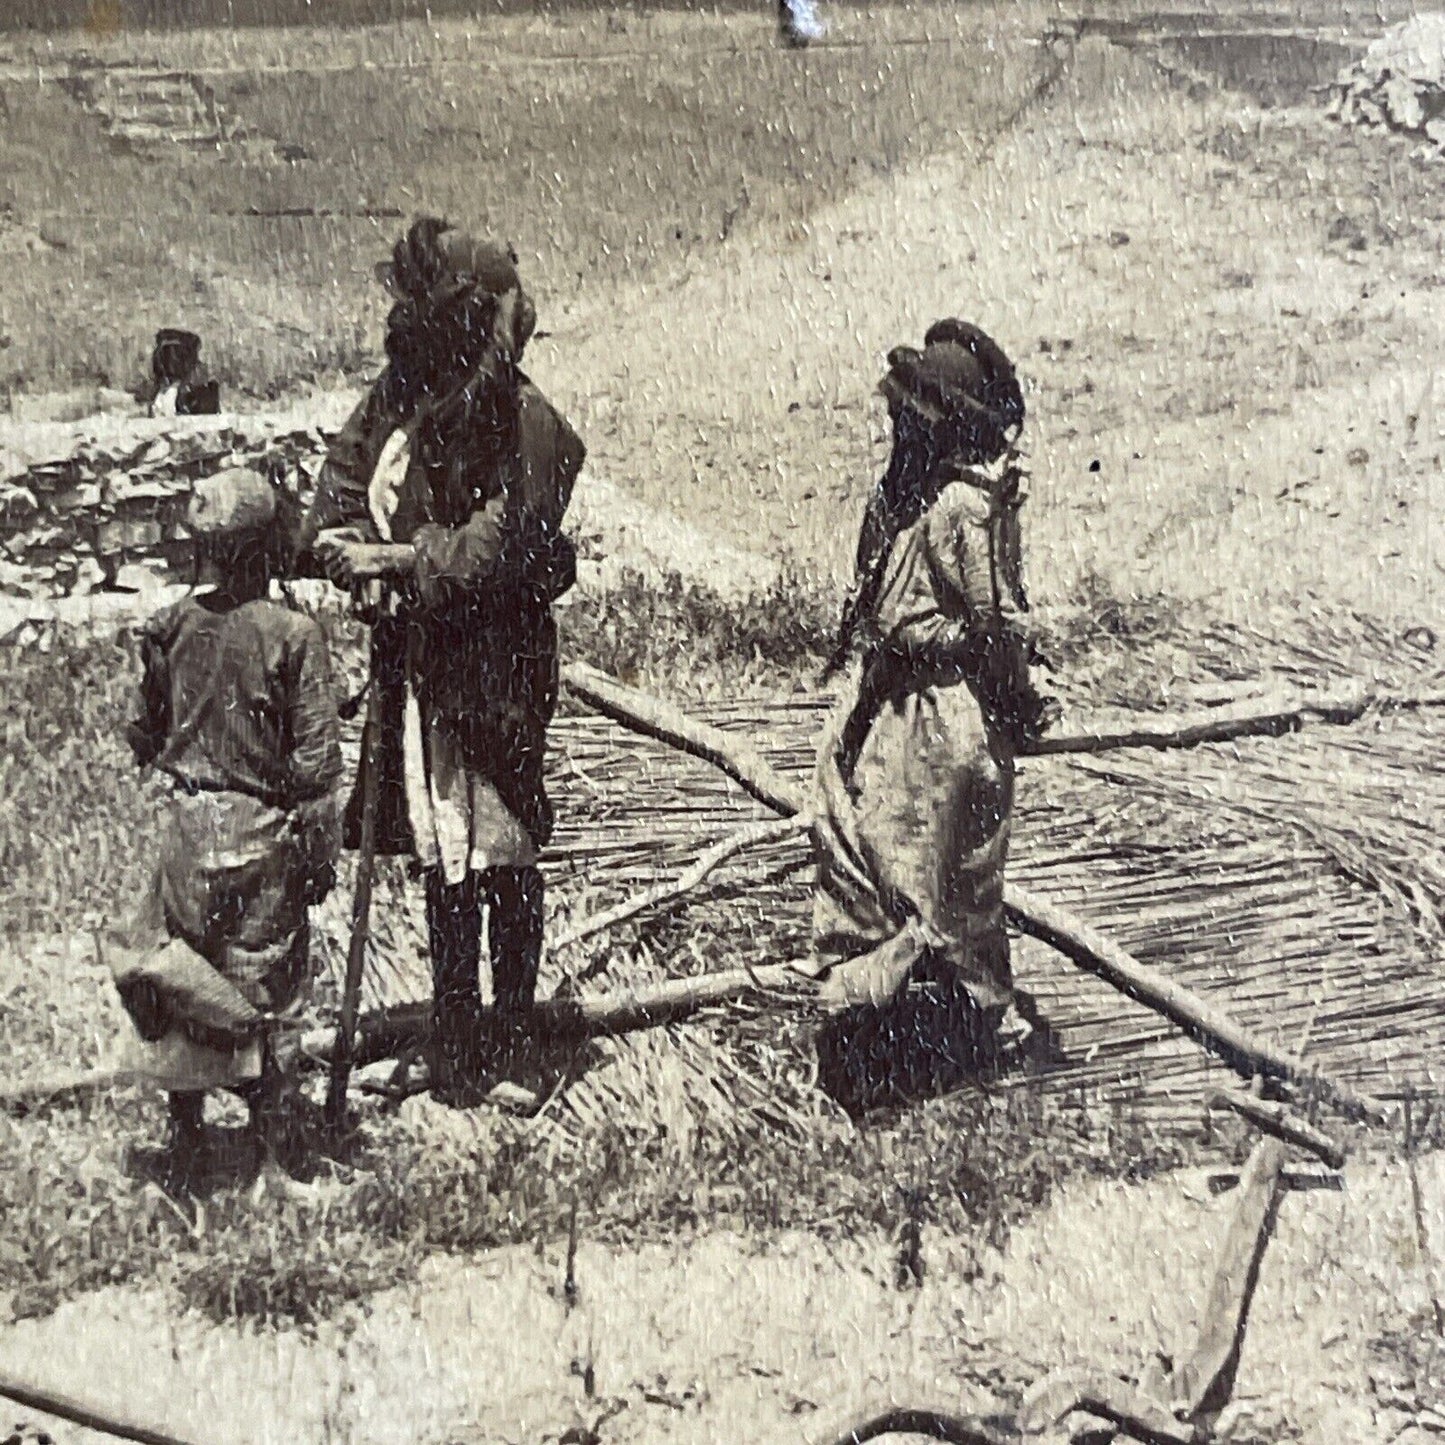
[325,652,384,1131]
[1173,1131,1288,1418]
[1404,1091,1445,1338]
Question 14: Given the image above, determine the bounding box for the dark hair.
[152,328,203,384]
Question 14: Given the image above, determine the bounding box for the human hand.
[314,538,414,588]
[312,534,368,589]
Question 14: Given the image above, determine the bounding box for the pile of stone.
[1326,14,1445,153]
[0,412,338,611]
[55,60,288,162]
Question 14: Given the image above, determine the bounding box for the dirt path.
[4,1150,1442,1445]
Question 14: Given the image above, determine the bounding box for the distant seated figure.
[141,328,221,418]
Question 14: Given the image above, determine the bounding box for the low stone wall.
[0,403,357,606]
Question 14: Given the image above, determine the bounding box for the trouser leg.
[426,868,485,1083]
[240,1030,308,1175]
[485,865,544,1022]
[160,1090,208,1191]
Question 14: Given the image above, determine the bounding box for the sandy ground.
[4,1148,1444,1445]
[539,25,1445,629]
[4,5,1445,1441]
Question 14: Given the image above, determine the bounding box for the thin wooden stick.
[326,650,383,1130]
[1029,691,1445,758]
[0,1369,204,1445]
[552,816,809,972]
[1404,1091,1445,1337]
[1175,1135,1288,1418]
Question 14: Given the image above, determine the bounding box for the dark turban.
[879,320,1023,464]
[380,217,537,407]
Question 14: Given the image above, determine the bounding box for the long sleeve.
[410,388,585,607]
[285,622,344,804]
[922,492,1004,632]
[284,621,344,902]
[299,378,401,552]
[411,495,509,604]
[125,622,171,768]
[828,488,894,669]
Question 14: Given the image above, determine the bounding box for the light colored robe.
[810,469,1030,1016]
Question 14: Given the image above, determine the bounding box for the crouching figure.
[107,468,344,1187]
[809,321,1057,1115]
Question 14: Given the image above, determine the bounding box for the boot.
[485,866,544,1016]
[425,869,486,1102]
[484,866,544,1074]
[163,1091,209,1191]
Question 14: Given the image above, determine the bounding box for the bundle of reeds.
[310,609,1445,1141]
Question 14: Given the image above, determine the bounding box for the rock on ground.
[1328,14,1445,151]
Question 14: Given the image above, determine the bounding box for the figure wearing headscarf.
[778,0,826,48]
[808,322,1055,1115]
[300,217,585,1099]
[112,467,344,1180]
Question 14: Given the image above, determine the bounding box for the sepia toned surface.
[1,1,1443,1443]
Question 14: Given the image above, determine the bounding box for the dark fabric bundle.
[107,935,263,1051]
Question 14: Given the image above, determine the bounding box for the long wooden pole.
[301,962,805,1067]
[560,662,801,816]
[562,661,1445,769]
[1003,886,1384,1124]
[325,653,383,1131]
[558,665,1388,1125]
[1206,1088,1347,1170]
[1031,691,1445,758]
[0,1369,204,1445]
